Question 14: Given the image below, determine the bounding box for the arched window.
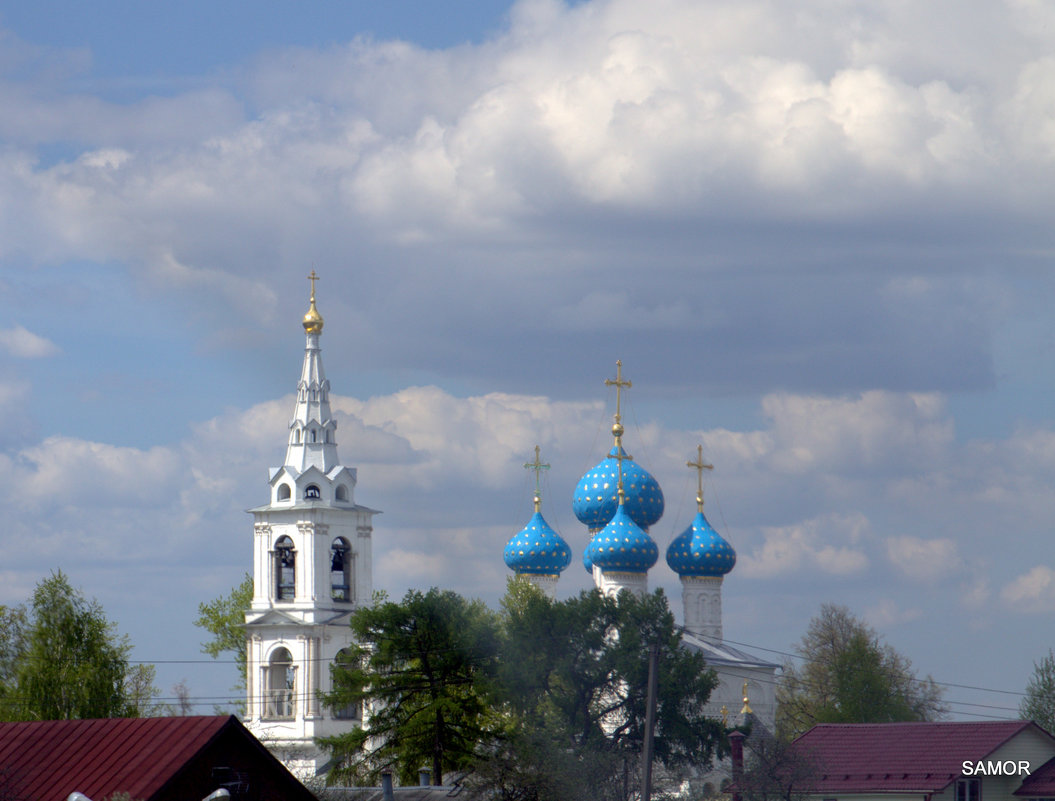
[335,484,349,502]
[274,537,295,600]
[305,485,321,500]
[311,429,317,443]
[277,484,292,501]
[266,647,295,719]
[332,648,362,720]
[331,538,353,602]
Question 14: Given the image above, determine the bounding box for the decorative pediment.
[244,608,303,627]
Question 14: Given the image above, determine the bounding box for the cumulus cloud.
[885,536,963,581]
[1001,565,1055,612]
[760,391,953,476]
[0,325,59,358]
[0,384,962,593]
[738,513,870,578]
[3,374,1055,704]
[7,436,183,509]
[0,1,1047,404]
[333,388,605,501]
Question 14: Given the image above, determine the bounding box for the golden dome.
[303,270,324,334]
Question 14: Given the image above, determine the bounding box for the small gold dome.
[303,270,324,334]
[303,301,324,334]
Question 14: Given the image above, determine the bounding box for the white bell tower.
[244,272,379,777]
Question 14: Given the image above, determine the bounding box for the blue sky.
[2,0,1055,722]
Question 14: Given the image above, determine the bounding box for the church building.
[506,361,779,737]
[244,274,379,776]
[243,278,776,781]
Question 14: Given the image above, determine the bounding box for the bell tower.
[244,273,380,777]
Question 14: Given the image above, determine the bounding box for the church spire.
[285,271,339,473]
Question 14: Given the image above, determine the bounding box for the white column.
[597,571,648,598]
[247,635,261,719]
[357,523,372,605]
[681,575,723,641]
[524,574,560,599]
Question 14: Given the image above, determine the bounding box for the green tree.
[14,571,145,720]
[124,663,162,716]
[194,573,253,688]
[1020,650,1055,733]
[0,604,28,711]
[777,604,945,739]
[474,584,723,801]
[320,588,502,786]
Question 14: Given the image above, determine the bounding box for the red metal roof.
[0,715,239,801]
[790,721,1047,794]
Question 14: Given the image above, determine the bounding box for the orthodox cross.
[687,444,714,511]
[307,269,319,301]
[604,361,634,500]
[524,445,550,512]
[604,360,632,428]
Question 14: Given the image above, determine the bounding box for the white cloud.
[885,536,963,581]
[1001,565,1055,612]
[0,325,59,358]
[760,391,953,476]
[9,381,1045,617]
[375,525,512,600]
[738,513,870,578]
[7,436,182,509]
[3,374,1055,706]
[339,387,601,493]
[0,0,1050,294]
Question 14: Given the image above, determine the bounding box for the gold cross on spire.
[523,445,550,513]
[604,360,632,443]
[687,444,714,513]
[302,269,324,334]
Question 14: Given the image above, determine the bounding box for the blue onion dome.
[666,509,736,577]
[584,503,659,574]
[573,446,665,530]
[583,543,594,573]
[504,510,572,576]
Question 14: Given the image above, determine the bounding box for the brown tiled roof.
[790,721,1046,794]
[0,715,302,801]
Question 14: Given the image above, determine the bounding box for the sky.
[1,0,1054,720]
